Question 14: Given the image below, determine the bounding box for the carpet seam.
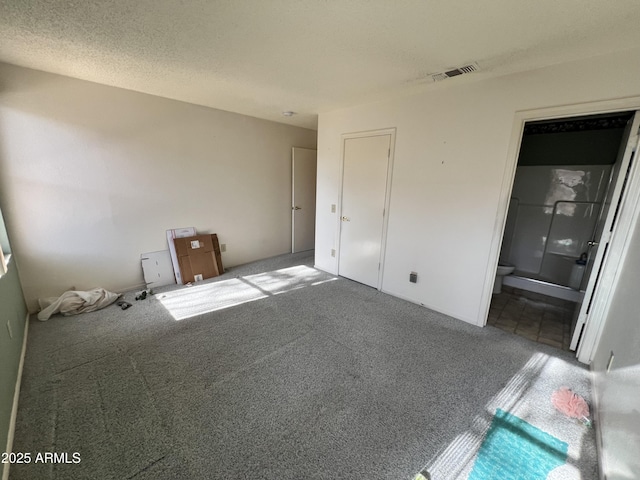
[126,454,168,479]
[191,328,316,391]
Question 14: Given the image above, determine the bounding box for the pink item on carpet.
[552,387,590,419]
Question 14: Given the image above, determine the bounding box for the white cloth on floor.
[37,288,121,321]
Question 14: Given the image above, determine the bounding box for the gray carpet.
[10,252,598,479]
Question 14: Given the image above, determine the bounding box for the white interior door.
[292,147,317,253]
[339,134,391,287]
[571,112,640,351]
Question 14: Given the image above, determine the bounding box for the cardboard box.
[173,234,220,283]
[166,227,197,284]
[210,234,224,274]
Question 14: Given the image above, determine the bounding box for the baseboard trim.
[2,313,29,480]
[379,288,479,326]
[590,369,606,480]
[117,282,148,295]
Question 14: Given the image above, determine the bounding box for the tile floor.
[487,286,575,350]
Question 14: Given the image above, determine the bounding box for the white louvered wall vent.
[431,62,480,82]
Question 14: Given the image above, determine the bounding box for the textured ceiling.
[1,1,640,129]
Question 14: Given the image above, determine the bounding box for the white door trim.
[480,96,640,364]
[337,128,396,290]
[576,131,640,363]
[570,113,640,351]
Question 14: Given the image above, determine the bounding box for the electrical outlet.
[331,249,336,257]
[410,272,418,283]
[331,204,336,213]
[6,319,13,339]
[220,244,227,253]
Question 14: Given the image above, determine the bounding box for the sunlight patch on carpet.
[158,265,336,320]
[423,353,550,480]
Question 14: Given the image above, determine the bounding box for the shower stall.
[500,165,611,301]
[498,113,632,302]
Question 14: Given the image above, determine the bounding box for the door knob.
[587,240,599,247]
[292,206,302,210]
[341,216,350,222]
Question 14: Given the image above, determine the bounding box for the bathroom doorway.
[490,110,639,353]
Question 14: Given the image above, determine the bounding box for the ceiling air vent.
[431,62,479,82]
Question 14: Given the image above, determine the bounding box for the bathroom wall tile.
[500,200,519,264]
[512,165,612,205]
[508,205,550,274]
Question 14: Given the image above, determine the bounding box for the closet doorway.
[338,130,395,289]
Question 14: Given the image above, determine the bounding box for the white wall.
[591,215,640,479]
[0,63,316,310]
[316,48,640,325]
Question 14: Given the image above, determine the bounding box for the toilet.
[493,264,515,294]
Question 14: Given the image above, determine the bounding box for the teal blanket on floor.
[469,409,568,480]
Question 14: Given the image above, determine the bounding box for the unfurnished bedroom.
[1,1,640,479]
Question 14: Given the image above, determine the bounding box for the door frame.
[291,146,317,253]
[576,127,640,363]
[337,128,396,290]
[480,96,640,364]
[570,113,640,352]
